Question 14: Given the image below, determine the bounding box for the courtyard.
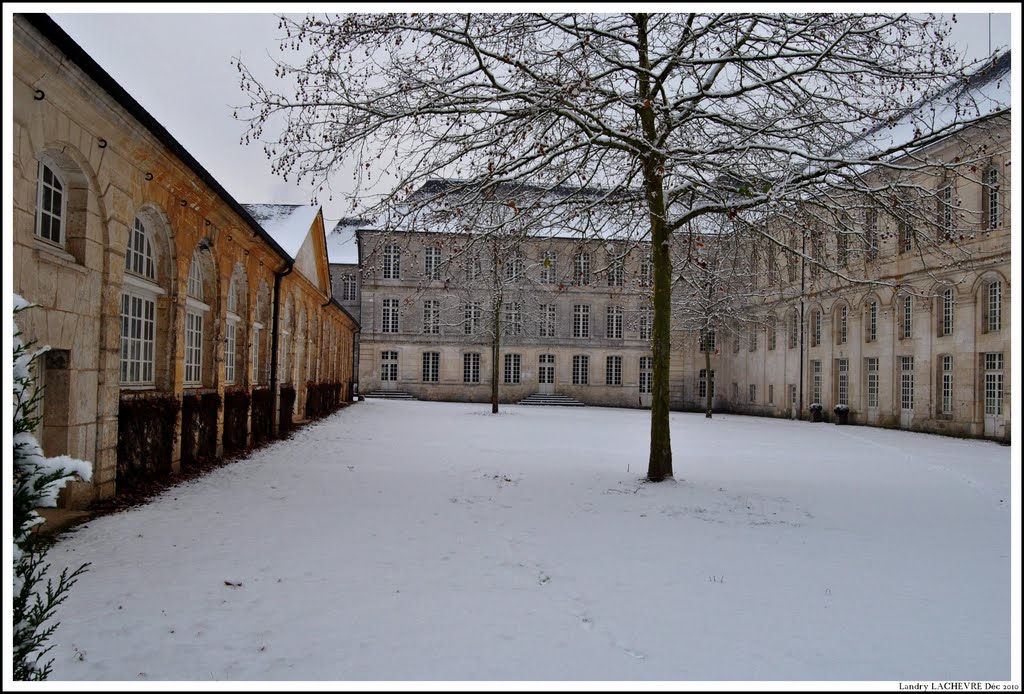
[44,400,1011,682]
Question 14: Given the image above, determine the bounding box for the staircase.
[363,390,416,400]
[517,392,586,407]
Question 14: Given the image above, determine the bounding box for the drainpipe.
[270,262,293,438]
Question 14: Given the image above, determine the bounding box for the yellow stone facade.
[12,15,359,506]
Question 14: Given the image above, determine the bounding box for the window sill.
[34,238,87,274]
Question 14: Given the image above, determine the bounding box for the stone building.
[344,54,1011,441]
[354,224,656,408]
[12,14,359,507]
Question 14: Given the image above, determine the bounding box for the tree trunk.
[704,336,713,418]
[491,290,502,414]
[635,13,673,482]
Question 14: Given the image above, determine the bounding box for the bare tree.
[671,216,763,418]
[235,12,1005,481]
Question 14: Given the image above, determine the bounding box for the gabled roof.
[242,204,321,260]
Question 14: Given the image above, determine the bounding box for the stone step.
[363,391,416,400]
[517,393,586,407]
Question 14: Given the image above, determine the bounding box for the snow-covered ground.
[43,400,1013,683]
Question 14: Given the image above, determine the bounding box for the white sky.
[16,6,1020,234]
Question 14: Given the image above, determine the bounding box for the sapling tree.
[236,12,1004,481]
[12,295,92,680]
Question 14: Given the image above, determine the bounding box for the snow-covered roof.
[327,218,371,265]
[242,204,321,260]
[856,50,1010,156]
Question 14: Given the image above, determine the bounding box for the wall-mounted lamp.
[34,90,45,101]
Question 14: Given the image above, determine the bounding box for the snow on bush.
[12,294,92,680]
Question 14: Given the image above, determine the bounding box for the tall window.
[866,357,879,409]
[540,251,557,284]
[381,350,398,382]
[225,281,240,384]
[938,182,954,239]
[749,384,757,403]
[836,359,849,406]
[836,231,849,266]
[811,360,822,404]
[639,356,652,394]
[898,209,914,254]
[573,252,591,285]
[984,166,1000,230]
[250,323,262,384]
[940,288,954,336]
[504,249,524,282]
[699,329,716,352]
[837,305,848,345]
[865,208,878,260]
[464,302,481,336]
[382,299,399,333]
[503,302,522,336]
[767,315,777,351]
[572,355,589,385]
[341,274,357,301]
[539,304,556,338]
[865,301,877,343]
[35,161,65,246]
[573,304,590,338]
[463,353,480,384]
[424,247,442,280]
[184,252,205,388]
[987,281,1001,333]
[639,259,653,288]
[422,352,439,382]
[606,356,622,386]
[504,353,521,384]
[901,295,913,339]
[810,309,821,347]
[698,369,715,399]
[120,217,160,386]
[607,257,624,287]
[607,305,623,339]
[940,355,953,416]
[768,384,774,404]
[184,311,204,385]
[639,307,653,341]
[900,356,914,411]
[788,311,798,349]
[464,252,482,282]
[185,249,208,386]
[984,353,1003,416]
[382,244,401,279]
[423,299,440,334]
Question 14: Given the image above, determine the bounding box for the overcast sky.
[32,8,1019,243]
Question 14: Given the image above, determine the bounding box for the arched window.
[899,294,913,340]
[120,216,163,386]
[184,248,211,386]
[35,160,65,246]
[984,280,1002,334]
[810,308,821,347]
[834,304,848,345]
